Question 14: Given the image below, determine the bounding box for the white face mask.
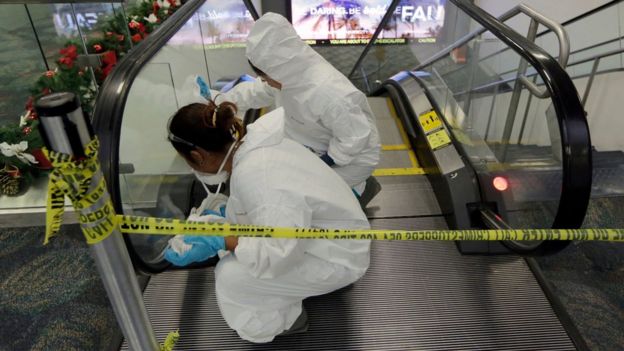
[193,141,237,204]
[193,168,229,186]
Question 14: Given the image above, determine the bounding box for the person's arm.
[225,236,238,251]
[234,202,312,278]
[319,101,373,166]
[215,79,277,113]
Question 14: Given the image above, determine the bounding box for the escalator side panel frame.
[451,0,592,230]
[91,0,207,274]
[379,73,482,231]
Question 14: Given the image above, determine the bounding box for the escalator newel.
[35,92,161,351]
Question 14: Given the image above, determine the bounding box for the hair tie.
[230,125,239,141]
[212,109,217,127]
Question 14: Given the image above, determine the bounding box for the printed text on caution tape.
[118,216,624,241]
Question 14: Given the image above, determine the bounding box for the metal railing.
[475,35,624,85]
[579,47,624,106]
[453,46,624,109]
[421,0,591,229]
[474,0,623,74]
[409,3,570,161]
[499,4,570,98]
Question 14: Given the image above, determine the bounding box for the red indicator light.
[493,176,509,191]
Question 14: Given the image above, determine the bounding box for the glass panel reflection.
[118,0,257,265]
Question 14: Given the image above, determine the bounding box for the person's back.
[226,107,371,279]
[164,101,371,343]
[219,13,381,193]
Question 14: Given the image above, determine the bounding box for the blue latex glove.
[200,207,225,217]
[196,76,211,100]
[216,204,226,217]
[320,153,335,166]
[165,235,225,266]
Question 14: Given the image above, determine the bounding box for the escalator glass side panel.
[340,0,451,93]
[410,34,564,229]
[93,0,259,272]
[406,0,591,231]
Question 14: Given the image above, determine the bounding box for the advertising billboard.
[291,0,446,45]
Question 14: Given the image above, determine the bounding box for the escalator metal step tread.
[592,166,624,196]
[366,175,442,218]
[126,242,574,350]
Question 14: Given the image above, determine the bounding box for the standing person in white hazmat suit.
[216,12,381,197]
[163,100,371,342]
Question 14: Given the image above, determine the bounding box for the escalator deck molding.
[123,242,575,350]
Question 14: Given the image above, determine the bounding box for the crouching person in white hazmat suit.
[216,12,381,202]
[163,100,371,343]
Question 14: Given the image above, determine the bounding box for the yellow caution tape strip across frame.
[43,138,624,245]
[117,215,624,242]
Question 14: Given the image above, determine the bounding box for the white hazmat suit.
[217,13,380,192]
[217,107,371,343]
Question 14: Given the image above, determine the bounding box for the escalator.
[441,0,624,201]
[91,0,591,349]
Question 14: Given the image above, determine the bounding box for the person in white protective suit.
[163,100,371,343]
[216,12,380,195]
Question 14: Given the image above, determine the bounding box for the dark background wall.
[261,0,290,19]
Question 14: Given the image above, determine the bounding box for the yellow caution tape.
[43,137,624,245]
[117,215,624,242]
[160,330,179,351]
[43,138,117,245]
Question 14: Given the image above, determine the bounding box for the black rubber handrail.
[92,0,206,274]
[442,0,592,229]
[347,0,401,79]
[93,0,261,274]
[242,0,260,20]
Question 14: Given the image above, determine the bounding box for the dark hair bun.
[168,100,245,157]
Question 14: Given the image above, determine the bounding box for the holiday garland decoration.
[0,0,183,195]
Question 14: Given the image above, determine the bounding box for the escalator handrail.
[92,0,262,274]
[92,0,206,274]
[424,0,592,229]
[347,0,401,79]
[242,0,260,20]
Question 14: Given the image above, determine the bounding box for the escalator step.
[124,242,575,350]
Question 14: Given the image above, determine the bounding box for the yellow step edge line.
[373,167,426,176]
[407,150,420,168]
[385,98,412,147]
[382,144,409,151]
[385,98,421,170]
